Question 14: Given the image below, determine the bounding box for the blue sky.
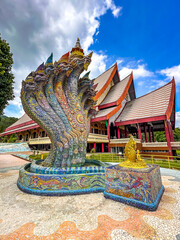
[1,0,180,126]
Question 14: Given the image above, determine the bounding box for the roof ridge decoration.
[165,77,175,120]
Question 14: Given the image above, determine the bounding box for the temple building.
[1,63,179,156]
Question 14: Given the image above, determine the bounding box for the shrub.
[90,148,95,153]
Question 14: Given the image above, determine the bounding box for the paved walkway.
[0,155,179,239]
[0,154,29,172]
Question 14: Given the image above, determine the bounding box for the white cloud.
[119,64,153,80]
[176,112,180,128]
[86,52,107,79]
[105,0,122,17]
[0,0,122,118]
[159,65,180,85]
[138,81,144,86]
[10,66,32,106]
[155,80,167,87]
[116,59,123,65]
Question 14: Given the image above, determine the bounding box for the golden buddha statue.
[119,135,147,168]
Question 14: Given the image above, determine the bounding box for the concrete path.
[0,154,29,172]
[0,156,179,239]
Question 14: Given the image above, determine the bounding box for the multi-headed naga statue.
[21,39,96,168]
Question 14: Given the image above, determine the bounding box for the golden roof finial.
[70,38,84,59]
[75,38,81,49]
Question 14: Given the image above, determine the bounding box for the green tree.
[0,35,14,115]
[7,133,17,143]
[173,127,180,142]
[0,115,18,133]
[154,131,166,142]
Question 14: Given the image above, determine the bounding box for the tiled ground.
[0,155,180,240]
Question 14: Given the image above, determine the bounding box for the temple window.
[94,128,98,134]
[26,134,29,141]
[32,132,36,138]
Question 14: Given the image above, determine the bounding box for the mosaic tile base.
[104,164,164,210]
[104,185,164,211]
[17,160,107,196]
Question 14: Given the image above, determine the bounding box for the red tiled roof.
[99,73,132,109]
[91,105,122,122]
[5,114,33,130]
[0,123,39,136]
[94,63,118,101]
[0,114,38,136]
[115,79,175,125]
[94,64,116,92]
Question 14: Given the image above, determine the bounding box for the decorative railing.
[142,142,168,147]
[28,136,180,149]
[87,133,109,143]
[171,142,180,147]
[29,137,51,145]
[142,142,180,148]
[29,133,109,145]
[110,138,141,144]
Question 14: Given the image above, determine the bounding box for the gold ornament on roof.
[119,135,147,168]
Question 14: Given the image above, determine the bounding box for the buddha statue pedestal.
[104,164,164,211]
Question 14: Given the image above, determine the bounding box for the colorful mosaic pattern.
[30,159,106,174]
[17,162,106,195]
[104,164,164,210]
[21,38,96,168]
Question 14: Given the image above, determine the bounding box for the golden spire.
[75,38,81,49]
[70,38,84,59]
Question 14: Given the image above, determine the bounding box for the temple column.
[148,125,152,142]
[117,127,120,139]
[37,129,40,138]
[167,121,174,142]
[144,123,147,142]
[164,120,173,156]
[102,143,104,153]
[137,123,142,143]
[23,133,25,142]
[125,126,127,138]
[93,142,96,153]
[107,120,110,139]
[107,120,111,152]
[152,127,155,142]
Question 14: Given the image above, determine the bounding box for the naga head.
[33,63,49,85]
[22,74,38,92]
[69,38,93,72]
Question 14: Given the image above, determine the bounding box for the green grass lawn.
[29,153,49,160]
[177,150,180,155]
